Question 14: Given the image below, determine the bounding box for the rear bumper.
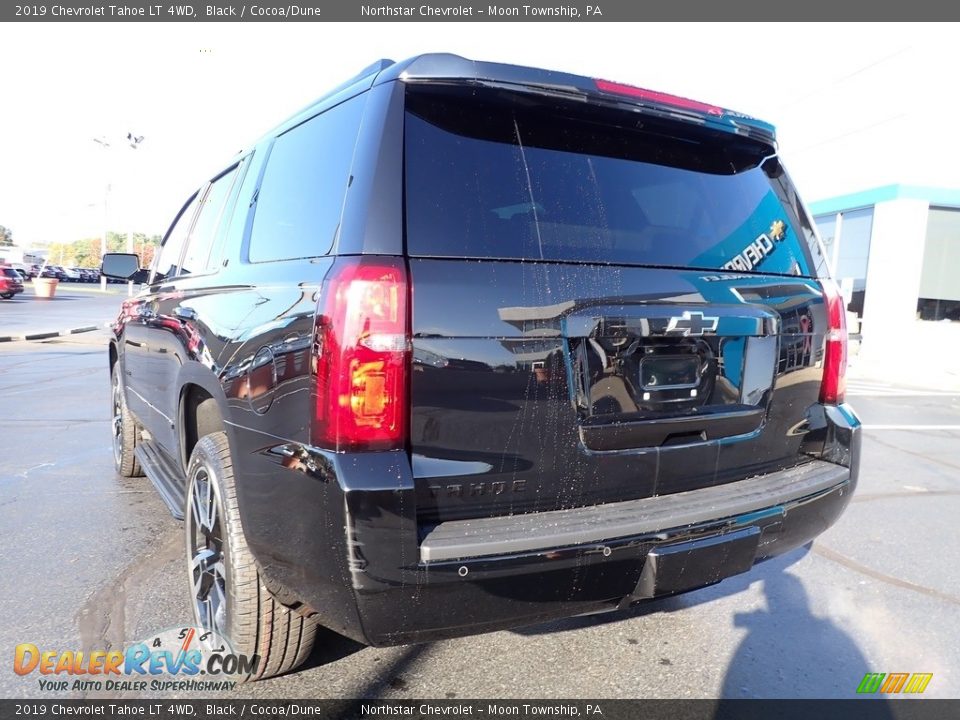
[233,405,860,648]
[358,460,854,646]
[419,459,849,563]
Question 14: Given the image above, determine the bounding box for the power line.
[780,46,912,111]
[790,113,907,154]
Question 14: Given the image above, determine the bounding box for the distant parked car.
[62,267,82,282]
[0,267,24,299]
[33,266,58,279]
[79,268,98,282]
[47,265,68,281]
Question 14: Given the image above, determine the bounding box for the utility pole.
[94,133,145,295]
[126,133,145,297]
[93,137,111,291]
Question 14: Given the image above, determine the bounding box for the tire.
[111,363,143,477]
[185,432,317,681]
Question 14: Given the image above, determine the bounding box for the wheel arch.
[177,365,232,474]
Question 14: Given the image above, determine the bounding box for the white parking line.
[847,383,960,397]
[862,425,960,430]
[850,391,960,397]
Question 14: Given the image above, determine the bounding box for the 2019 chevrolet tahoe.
[102,54,861,681]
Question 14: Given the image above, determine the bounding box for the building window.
[815,214,837,255]
[917,207,960,322]
[814,207,873,318]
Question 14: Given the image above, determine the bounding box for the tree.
[48,241,72,265]
[133,234,161,269]
[55,233,162,268]
[0,225,13,247]
[73,238,104,268]
[107,231,127,253]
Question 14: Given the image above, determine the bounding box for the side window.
[213,153,264,263]
[247,94,366,263]
[180,165,240,276]
[152,194,199,283]
[208,154,256,269]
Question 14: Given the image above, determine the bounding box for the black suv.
[102,54,860,681]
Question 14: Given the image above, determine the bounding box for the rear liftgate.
[567,302,778,452]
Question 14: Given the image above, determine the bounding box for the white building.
[0,245,45,266]
[810,185,960,379]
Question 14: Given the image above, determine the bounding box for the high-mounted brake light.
[313,257,410,451]
[594,78,725,117]
[819,279,847,405]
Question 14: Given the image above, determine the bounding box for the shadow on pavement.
[511,546,814,637]
[297,628,433,700]
[511,544,893,702]
[297,628,367,674]
[717,570,887,701]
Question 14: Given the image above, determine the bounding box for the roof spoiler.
[375,54,777,147]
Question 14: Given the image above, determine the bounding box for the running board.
[135,441,187,520]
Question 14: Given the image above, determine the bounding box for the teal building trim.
[809,184,960,217]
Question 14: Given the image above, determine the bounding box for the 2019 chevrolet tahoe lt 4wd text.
[102,54,861,681]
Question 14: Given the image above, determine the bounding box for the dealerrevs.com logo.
[13,627,258,692]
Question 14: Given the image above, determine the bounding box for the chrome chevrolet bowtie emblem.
[666,311,719,336]
[769,219,786,241]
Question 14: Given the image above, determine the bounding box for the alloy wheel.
[111,376,123,468]
[188,467,227,636]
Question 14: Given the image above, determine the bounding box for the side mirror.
[101,253,148,283]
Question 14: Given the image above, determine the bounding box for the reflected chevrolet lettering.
[101,54,860,680]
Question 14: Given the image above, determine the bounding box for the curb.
[0,321,111,344]
[43,286,131,296]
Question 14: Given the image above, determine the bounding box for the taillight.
[594,78,724,117]
[819,280,847,405]
[312,257,410,451]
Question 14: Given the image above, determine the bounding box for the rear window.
[404,88,824,277]
[2,268,20,279]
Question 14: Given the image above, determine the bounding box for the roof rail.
[250,58,398,149]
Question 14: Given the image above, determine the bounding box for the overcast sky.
[1,22,958,247]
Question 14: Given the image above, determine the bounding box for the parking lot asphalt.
[1,330,958,700]
[0,286,128,340]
